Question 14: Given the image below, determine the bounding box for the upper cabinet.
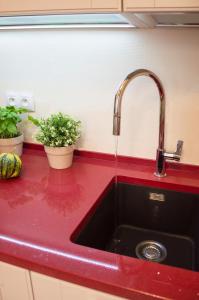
[156,0,199,8]
[124,0,199,11]
[92,0,121,10]
[1,0,198,16]
[0,0,121,16]
[124,0,155,9]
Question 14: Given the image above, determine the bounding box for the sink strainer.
[135,240,167,263]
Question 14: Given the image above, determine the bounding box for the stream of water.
[114,136,119,186]
[114,136,119,230]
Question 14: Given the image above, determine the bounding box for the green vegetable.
[0,153,22,179]
[0,106,28,139]
[28,113,81,147]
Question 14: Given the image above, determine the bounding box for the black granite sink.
[72,179,199,271]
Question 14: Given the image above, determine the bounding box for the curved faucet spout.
[113,69,165,150]
[113,69,183,177]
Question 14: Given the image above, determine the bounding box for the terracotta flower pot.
[0,134,24,156]
[44,145,74,169]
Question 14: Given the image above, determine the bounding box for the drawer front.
[155,0,199,8]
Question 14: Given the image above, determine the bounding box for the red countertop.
[1,146,199,300]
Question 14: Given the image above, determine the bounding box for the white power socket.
[5,92,35,112]
[19,93,35,112]
[6,92,20,107]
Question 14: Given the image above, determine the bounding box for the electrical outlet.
[5,92,20,107]
[19,93,35,112]
[5,91,35,112]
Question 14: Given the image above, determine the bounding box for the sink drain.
[135,240,167,263]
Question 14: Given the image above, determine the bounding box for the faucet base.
[154,172,167,178]
[155,149,166,178]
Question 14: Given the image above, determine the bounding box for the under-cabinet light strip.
[156,24,199,27]
[0,24,134,30]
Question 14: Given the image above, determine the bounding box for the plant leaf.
[28,115,40,127]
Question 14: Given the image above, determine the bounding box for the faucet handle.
[164,140,184,162]
[175,140,183,157]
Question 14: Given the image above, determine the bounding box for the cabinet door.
[92,0,121,10]
[0,261,33,300]
[61,281,124,300]
[124,0,155,9]
[155,0,199,7]
[31,272,124,300]
[0,0,92,14]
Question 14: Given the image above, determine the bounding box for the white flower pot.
[0,134,24,156]
[44,145,74,169]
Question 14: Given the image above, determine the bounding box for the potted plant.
[0,106,28,156]
[29,112,81,169]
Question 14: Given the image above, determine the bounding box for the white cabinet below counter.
[0,261,33,300]
[31,272,124,300]
[0,261,124,300]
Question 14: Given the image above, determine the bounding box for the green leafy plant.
[29,113,81,147]
[0,106,28,139]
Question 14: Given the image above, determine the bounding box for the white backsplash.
[0,28,199,165]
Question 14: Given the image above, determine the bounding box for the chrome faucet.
[113,69,183,177]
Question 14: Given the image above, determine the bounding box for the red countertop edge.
[1,142,199,300]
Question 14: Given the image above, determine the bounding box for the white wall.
[0,28,199,165]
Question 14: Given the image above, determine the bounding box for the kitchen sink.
[72,178,199,271]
